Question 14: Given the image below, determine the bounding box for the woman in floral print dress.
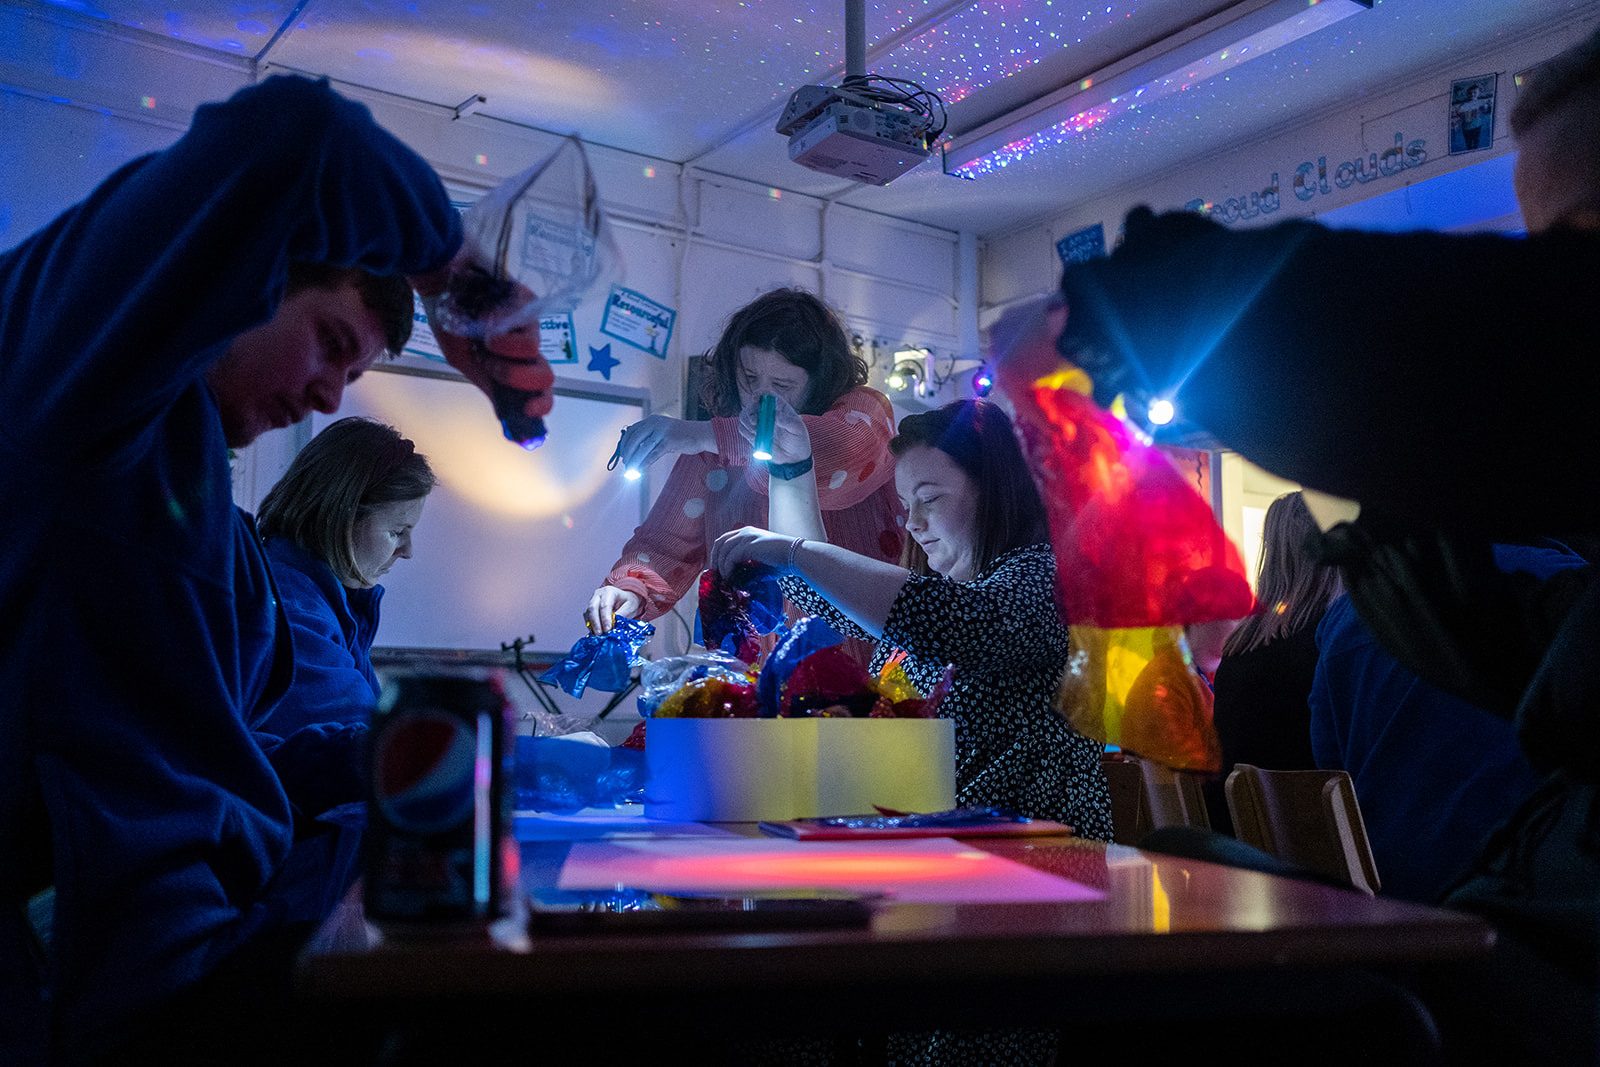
[711,398,1111,838]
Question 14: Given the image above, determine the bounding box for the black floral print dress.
[783,543,1112,841]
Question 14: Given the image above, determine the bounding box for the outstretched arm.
[714,387,898,509]
[0,75,461,452]
[712,525,908,638]
[591,454,713,630]
[1054,208,1600,536]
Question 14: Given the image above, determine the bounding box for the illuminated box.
[644,718,956,822]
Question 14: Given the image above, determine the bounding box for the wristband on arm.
[767,456,814,480]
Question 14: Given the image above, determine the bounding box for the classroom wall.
[978,12,1600,317]
[0,6,974,428]
[0,6,976,444]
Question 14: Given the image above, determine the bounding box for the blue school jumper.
[0,75,459,1061]
[260,536,384,734]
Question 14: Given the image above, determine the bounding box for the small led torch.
[607,436,642,481]
[751,394,777,462]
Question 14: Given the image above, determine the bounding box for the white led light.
[623,467,642,481]
[1148,398,1176,426]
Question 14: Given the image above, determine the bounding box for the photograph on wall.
[1448,73,1497,155]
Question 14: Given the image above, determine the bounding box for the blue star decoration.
[587,342,619,380]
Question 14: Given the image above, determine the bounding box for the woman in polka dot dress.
[585,289,904,643]
[710,399,1112,839]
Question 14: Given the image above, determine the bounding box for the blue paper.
[813,807,1025,830]
[539,615,654,697]
[514,736,647,813]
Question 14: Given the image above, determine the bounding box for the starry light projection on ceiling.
[940,1,1376,178]
[18,0,1596,234]
[884,1,1134,106]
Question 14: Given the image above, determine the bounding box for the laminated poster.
[600,285,675,358]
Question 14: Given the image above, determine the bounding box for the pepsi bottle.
[365,669,516,931]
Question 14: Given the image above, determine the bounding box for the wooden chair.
[1225,765,1381,896]
[1100,753,1147,845]
[1136,755,1212,832]
[1099,752,1211,843]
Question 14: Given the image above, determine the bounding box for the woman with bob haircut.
[256,416,435,738]
[586,287,903,635]
[711,399,1112,837]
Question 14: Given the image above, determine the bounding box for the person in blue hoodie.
[0,76,550,1063]
[260,416,435,732]
[1309,542,1587,905]
[253,416,436,815]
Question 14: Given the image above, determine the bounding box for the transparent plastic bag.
[636,651,753,718]
[435,135,622,338]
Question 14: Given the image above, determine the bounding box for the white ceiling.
[25,0,1600,235]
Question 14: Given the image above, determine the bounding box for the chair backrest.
[1100,753,1147,845]
[1225,765,1381,895]
[1136,756,1211,832]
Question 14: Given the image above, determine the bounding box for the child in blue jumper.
[254,416,438,814]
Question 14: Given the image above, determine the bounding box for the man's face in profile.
[205,284,386,447]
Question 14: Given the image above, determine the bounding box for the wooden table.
[298,812,1493,1057]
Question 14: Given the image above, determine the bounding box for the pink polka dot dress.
[603,386,906,620]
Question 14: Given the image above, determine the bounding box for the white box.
[644,717,956,822]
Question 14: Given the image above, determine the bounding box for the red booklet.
[758,814,1074,841]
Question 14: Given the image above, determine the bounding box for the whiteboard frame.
[312,358,655,659]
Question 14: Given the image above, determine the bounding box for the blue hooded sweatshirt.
[1309,543,1587,903]
[0,75,460,1061]
[261,536,385,733]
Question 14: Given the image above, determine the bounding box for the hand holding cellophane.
[413,135,622,448]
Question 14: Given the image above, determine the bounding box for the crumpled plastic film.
[538,615,654,698]
[1059,624,1220,773]
[991,306,1248,773]
[781,645,877,718]
[756,617,845,718]
[653,675,762,719]
[513,734,646,813]
[636,651,754,718]
[697,563,786,663]
[1013,375,1253,630]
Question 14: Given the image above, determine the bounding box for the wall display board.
[312,364,648,657]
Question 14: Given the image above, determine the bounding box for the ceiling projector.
[775,83,938,186]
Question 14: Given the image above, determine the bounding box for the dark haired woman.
[712,399,1111,836]
[585,288,903,634]
[256,416,436,738]
[1207,491,1342,832]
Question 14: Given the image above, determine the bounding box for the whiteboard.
[312,366,648,657]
